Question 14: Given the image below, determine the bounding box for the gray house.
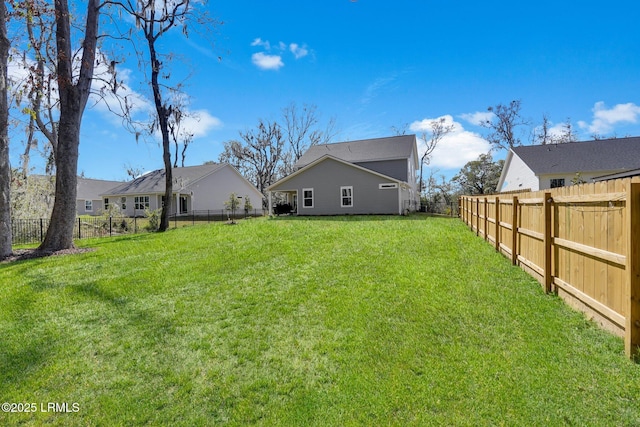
[76,177,125,216]
[101,163,264,216]
[267,135,420,215]
[497,136,640,192]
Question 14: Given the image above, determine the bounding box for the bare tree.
[555,118,578,143]
[0,0,12,258]
[112,0,213,231]
[391,123,409,136]
[10,0,62,178]
[534,115,578,145]
[534,114,553,145]
[282,102,337,173]
[219,119,285,204]
[418,117,454,196]
[39,0,100,252]
[481,100,529,151]
[168,101,195,168]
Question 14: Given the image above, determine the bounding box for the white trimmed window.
[134,195,149,210]
[85,200,93,212]
[121,197,127,210]
[340,186,353,207]
[302,188,314,208]
[104,198,110,210]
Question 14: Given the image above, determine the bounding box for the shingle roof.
[77,178,124,199]
[295,135,417,168]
[103,164,226,196]
[512,137,640,175]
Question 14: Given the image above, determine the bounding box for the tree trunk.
[39,0,99,251]
[147,34,172,231]
[39,114,81,250]
[0,0,12,258]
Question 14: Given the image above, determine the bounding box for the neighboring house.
[101,164,264,217]
[77,177,125,216]
[267,135,420,215]
[497,137,640,192]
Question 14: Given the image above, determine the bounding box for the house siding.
[354,159,408,182]
[538,170,622,189]
[76,198,104,216]
[500,153,539,192]
[189,165,263,213]
[271,157,400,215]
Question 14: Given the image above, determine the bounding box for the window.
[85,200,93,212]
[302,188,314,208]
[340,186,353,207]
[134,195,149,210]
[104,198,109,210]
[550,179,565,189]
[379,183,398,189]
[121,197,127,210]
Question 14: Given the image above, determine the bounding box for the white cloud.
[578,101,640,134]
[459,111,494,126]
[251,52,284,71]
[180,110,223,138]
[289,43,309,59]
[251,38,270,50]
[411,115,490,170]
[250,38,311,70]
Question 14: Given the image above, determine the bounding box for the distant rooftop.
[102,164,225,195]
[295,135,417,168]
[512,136,640,175]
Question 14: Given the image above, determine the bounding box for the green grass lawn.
[1,216,639,426]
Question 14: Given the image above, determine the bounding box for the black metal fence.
[11,209,264,246]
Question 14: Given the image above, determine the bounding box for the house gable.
[499,137,640,192]
[269,155,404,215]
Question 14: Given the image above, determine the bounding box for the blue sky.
[9,0,640,181]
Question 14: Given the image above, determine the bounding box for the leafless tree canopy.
[418,117,454,194]
[481,99,529,151]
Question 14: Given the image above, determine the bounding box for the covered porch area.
[267,190,298,216]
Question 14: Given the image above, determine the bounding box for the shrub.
[144,208,161,231]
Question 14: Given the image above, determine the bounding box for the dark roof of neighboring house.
[295,135,417,168]
[103,164,226,196]
[77,177,124,200]
[512,136,640,175]
[593,168,640,181]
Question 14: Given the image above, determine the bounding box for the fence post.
[483,197,488,241]
[511,196,518,265]
[78,217,81,240]
[192,210,195,225]
[40,218,44,242]
[109,216,112,237]
[475,198,480,236]
[543,193,552,294]
[626,183,640,359]
[495,197,500,252]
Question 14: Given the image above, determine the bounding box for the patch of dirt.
[1,247,96,264]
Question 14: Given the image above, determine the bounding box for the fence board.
[459,177,639,359]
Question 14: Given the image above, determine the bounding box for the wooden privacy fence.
[459,177,640,359]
